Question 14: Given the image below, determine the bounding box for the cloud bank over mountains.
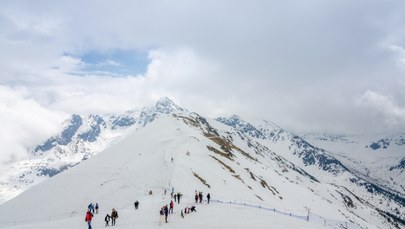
[1,0,405,166]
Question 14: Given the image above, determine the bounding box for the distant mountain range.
[0,97,403,228]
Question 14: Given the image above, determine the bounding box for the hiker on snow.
[207,193,211,204]
[88,203,94,214]
[176,192,182,204]
[105,214,111,226]
[85,209,93,229]
[194,192,198,203]
[134,200,139,210]
[95,203,99,214]
[111,208,118,226]
[199,192,203,203]
[169,200,174,214]
[164,205,169,223]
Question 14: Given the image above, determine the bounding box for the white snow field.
[0,114,393,228]
[0,196,328,229]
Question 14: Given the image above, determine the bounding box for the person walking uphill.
[88,203,94,214]
[164,205,169,223]
[105,214,111,226]
[95,203,99,214]
[176,192,182,204]
[207,193,211,204]
[85,209,93,229]
[111,208,118,226]
[198,192,203,203]
[134,200,139,210]
[169,200,174,214]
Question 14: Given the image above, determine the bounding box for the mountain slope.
[0,97,184,204]
[302,133,405,194]
[0,111,403,228]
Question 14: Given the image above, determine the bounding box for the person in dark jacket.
[176,192,182,204]
[164,205,169,223]
[105,214,111,226]
[111,208,118,226]
[85,210,93,229]
[207,193,211,204]
[95,203,99,214]
[134,200,139,210]
[194,192,198,203]
[88,203,94,214]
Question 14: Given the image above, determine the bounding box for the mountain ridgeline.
[0,97,404,229]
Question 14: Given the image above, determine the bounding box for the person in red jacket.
[169,200,174,214]
[85,209,93,229]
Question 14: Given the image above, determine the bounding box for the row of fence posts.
[214,199,356,228]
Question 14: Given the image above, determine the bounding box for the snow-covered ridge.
[0,97,184,204]
[0,110,403,228]
[0,98,404,228]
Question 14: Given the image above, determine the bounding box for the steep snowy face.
[216,116,348,175]
[34,114,83,153]
[0,97,184,204]
[301,133,405,195]
[0,113,403,229]
[216,115,405,228]
[390,157,405,171]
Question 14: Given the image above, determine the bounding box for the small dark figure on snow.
[95,203,99,214]
[88,203,95,214]
[207,193,211,204]
[174,194,177,202]
[134,200,139,210]
[164,205,169,223]
[198,192,203,203]
[105,214,111,226]
[191,205,197,212]
[169,200,174,214]
[176,192,182,204]
[111,208,118,226]
[85,210,93,229]
[194,192,198,203]
[181,209,184,218]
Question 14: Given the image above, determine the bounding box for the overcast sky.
[1,0,405,165]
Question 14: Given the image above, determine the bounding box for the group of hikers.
[84,203,118,229]
[195,191,211,204]
[172,191,183,204]
[84,189,211,227]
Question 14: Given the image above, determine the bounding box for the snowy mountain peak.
[216,115,266,139]
[155,97,185,114]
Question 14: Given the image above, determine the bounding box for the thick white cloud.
[357,91,405,129]
[1,0,405,167]
[0,85,67,166]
